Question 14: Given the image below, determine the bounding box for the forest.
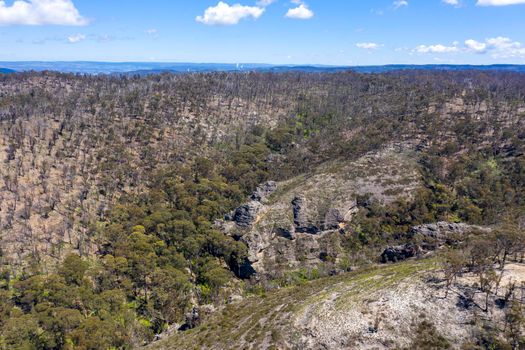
[0,70,525,349]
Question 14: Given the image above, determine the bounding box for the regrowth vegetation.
[0,70,524,348]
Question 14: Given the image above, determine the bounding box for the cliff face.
[219,147,422,278]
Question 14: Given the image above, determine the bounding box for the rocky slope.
[218,146,423,278]
[148,257,525,350]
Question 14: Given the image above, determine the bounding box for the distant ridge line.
[1,62,525,75]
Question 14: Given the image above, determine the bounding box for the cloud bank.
[0,0,87,26]
[414,37,525,58]
[477,0,525,5]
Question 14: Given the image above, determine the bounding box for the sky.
[0,0,525,65]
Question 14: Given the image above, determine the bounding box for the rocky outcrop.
[381,221,492,263]
[179,305,217,331]
[323,207,355,230]
[381,243,421,263]
[411,221,491,249]
[180,307,200,331]
[292,196,308,229]
[274,227,294,240]
[229,182,276,228]
[292,196,358,234]
[251,181,277,202]
[292,196,321,234]
[217,149,423,277]
[232,202,263,228]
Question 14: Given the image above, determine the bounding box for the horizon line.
[2,61,525,67]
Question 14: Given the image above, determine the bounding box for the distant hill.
[0,61,525,75]
[348,64,525,73]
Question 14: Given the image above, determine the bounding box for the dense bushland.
[0,70,524,348]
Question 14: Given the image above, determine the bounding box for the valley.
[0,70,524,349]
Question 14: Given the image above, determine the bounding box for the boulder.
[381,243,421,263]
[232,201,262,227]
[228,294,244,304]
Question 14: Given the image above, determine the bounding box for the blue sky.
[0,0,525,65]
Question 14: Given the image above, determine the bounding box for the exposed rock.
[219,148,423,277]
[381,222,492,263]
[228,181,277,228]
[227,294,244,304]
[179,305,217,331]
[250,181,277,202]
[180,307,200,331]
[323,208,345,230]
[292,197,311,230]
[230,258,257,279]
[381,243,421,263]
[275,227,294,240]
[232,201,262,227]
[154,323,181,342]
[410,221,490,247]
[296,225,322,235]
[292,197,356,233]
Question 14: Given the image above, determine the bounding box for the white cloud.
[442,0,460,6]
[0,0,87,26]
[67,33,85,43]
[465,39,487,53]
[256,0,277,6]
[393,0,408,9]
[414,37,525,59]
[415,43,459,53]
[146,28,158,35]
[356,42,381,50]
[477,0,525,5]
[285,4,314,19]
[485,36,525,58]
[196,2,264,26]
[463,37,525,58]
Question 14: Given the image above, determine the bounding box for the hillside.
[149,257,525,349]
[1,70,525,349]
